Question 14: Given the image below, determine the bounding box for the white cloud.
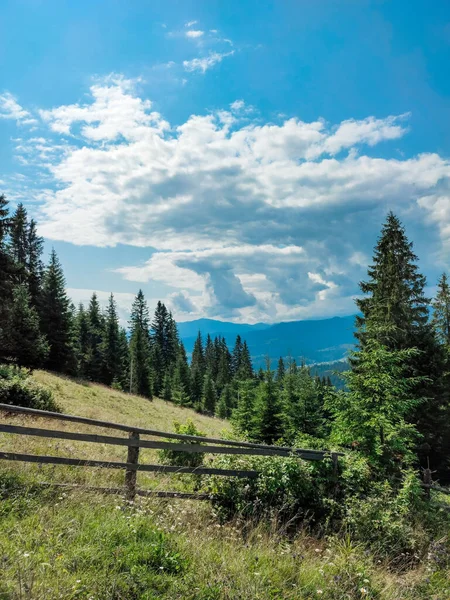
[186,30,204,39]
[5,78,450,322]
[185,20,197,27]
[183,51,234,73]
[0,92,37,125]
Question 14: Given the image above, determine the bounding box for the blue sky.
[1,0,449,324]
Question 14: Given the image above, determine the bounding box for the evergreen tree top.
[356,212,430,347]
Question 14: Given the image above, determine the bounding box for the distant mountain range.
[178,315,356,368]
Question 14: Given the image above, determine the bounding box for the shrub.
[207,454,320,524]
[341,470,450,563]
[0,377,60,412]
[158,420,206,469]
[0,364,29,381]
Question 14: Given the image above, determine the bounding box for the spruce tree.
[355,212,429,349]
[276,356,285,384]
[191,331,205,374]
[328,330,424,472]
[232,379,256,437]
[0,194,17,349]
[27,219,44,309]
[204,333,215,374]
[101,293,121,386]
[353,213,447,471]
[190,332,205,406]
[202,371,217,414]
[129,290,152,398]
[240,341,253,379]
[40,249,74,373]
[231,335,243,377]
[74,303,90,378]
[216,383,232,419]
[172,342,191,405]
[117,327,130,390]
[216,337,231,395]
[9,203,28,280]
[432,273,450,346]
[253,360,283,444]
[296,366,324,436]
[165,311,179,370]
[86,292,104,382]
[7,283,49,369]
[150,301,169,395]
[163,372,172,401]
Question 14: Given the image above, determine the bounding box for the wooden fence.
[0,403,343,501]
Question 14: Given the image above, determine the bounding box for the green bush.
[0,377,60,412]
[158,420,206,469]
[0,364,29,381]
[207,454,321,523]
[341,470,450,563]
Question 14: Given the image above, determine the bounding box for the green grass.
[0,370,230,492]
[0,372,449,599]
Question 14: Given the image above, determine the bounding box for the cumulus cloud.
[0,92,37,125]
[186,30,204,39]
[183,51,234,73]
[5,77,450,322]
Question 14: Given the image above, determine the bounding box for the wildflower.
[363,579,369,583]
[360,588,368,595]
[317,590,323,595]
[315,548,321,553]
[76,580,81,584]
[23,552,31,558]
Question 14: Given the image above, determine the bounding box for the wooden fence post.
[125,431,140,501]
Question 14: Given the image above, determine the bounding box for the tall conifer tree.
[8,284,49,369]
[202,371,217,414]
[74,303,90,378]
[9,203,28,280]
[102,293,121,385]
[231,335,243,377]
[27,219,44,309]
[253,360,282,444]
[352,213,447,471]
[40,249,74,372]
[240,341,253,379]
[0,195,17,347]
[86,292,104,382]
[432,273,450,346]
[129,290,152,398]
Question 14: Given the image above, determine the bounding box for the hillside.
[1,372,449,600]
[180,315,356,367]
[0,371,230,492]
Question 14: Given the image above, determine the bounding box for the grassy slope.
[0,371,230,491]
[0,372,448,600]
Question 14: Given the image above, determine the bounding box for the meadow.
[1,372,449,600]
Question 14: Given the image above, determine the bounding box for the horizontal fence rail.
[0,403,343,457]
[0,424,327,460]
[0,452,259,478]
[0,402,342,500]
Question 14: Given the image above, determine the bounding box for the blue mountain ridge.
[178,315,357,368]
